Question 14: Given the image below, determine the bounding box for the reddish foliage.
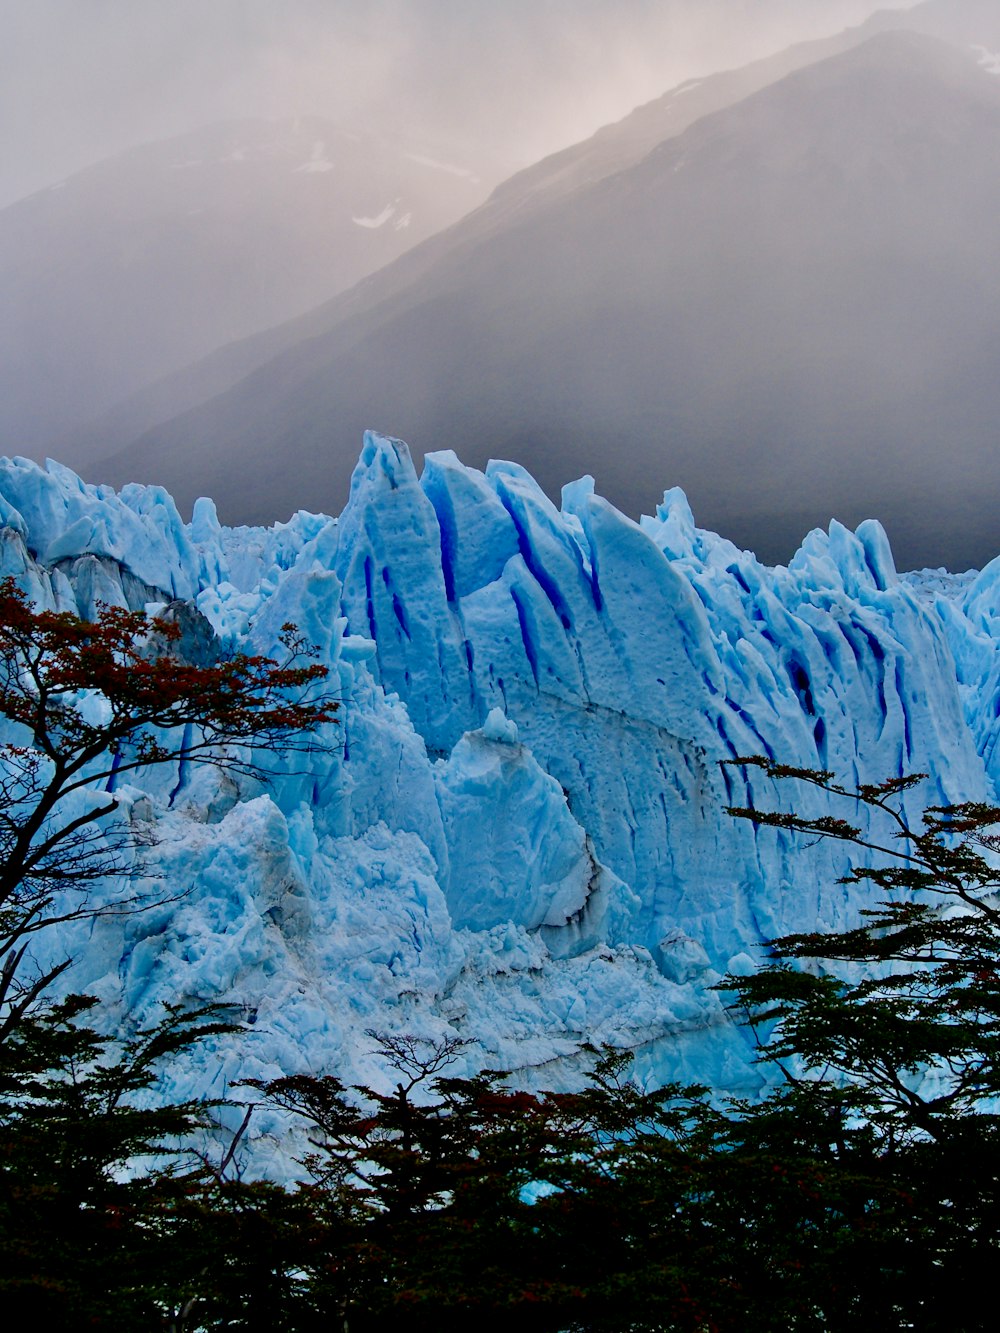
[0,578,339,1029]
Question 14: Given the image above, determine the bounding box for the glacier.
[1,433,998,1128]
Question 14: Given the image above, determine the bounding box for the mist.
[1,0,918,208]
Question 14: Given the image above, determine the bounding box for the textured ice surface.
[1,435,997,1120]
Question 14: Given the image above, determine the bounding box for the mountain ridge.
[1,115,493,459]
[90,26,1000,568]
[55,7,915,468]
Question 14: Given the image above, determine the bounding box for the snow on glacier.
[0,433,997,1122]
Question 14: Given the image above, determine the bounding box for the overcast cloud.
[0,0,918,207]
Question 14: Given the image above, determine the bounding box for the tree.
[0,994,236,1328]
[0,581,339,1327]
[0,577,338,1036]
[716,757,1000,1329]
[720,758,1000,1142]
[244,1032,591,1330]
[247,1036,739,1332]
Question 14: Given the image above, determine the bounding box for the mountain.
[60,14,889,474]
[0,117,491,458]
[87,8,1000,570]
[1,439,996,1103]
[462,0,1000,225]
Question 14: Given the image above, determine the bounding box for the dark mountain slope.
[475,0,1000,223]
[96,30,1000,569]
[78,2,1000,498]
[0,118,489,458]
[64,7,910,467]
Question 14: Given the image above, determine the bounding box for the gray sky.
[1,1,918,208]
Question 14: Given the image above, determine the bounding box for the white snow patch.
[353,204,396,229]
[972,44,1000,74]
[976,44,1000,72]
[296,140,335,174]
[222,147,247,163]
[393,211,413,230]
[672,79,703,97]
[405,151,479,182]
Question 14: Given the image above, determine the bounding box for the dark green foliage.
[721,757,1000,1135]
[237,1036,904,1331]
[249,1046,718,1331]
[0,995,232,1326]
[5,733,1000,1326]
[717,758,1000,1328]
[0,589,340,1326]
[0,995,357,1330]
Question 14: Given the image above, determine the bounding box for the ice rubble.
[0,434,998,1109]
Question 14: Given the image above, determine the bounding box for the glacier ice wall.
[0,436,997,1109]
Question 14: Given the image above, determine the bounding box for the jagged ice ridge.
[1,433,998,1154]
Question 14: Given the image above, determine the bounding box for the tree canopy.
[0,577,338,1036]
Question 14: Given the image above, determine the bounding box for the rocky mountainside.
[0,117,491,457]
[91,28,1000,569]
[73,0,1000,472]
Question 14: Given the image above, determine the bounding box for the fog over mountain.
[0,118,491,453]
[89,1,1000,570]
[2,1,906,467]
[1,1,910,208]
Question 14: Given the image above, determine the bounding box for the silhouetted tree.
[717,758,1000,1328]
[0,577,337,1034]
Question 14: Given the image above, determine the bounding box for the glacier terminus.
[1,432,997,1138]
